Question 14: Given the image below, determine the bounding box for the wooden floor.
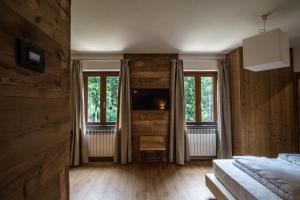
[70,161,215,200]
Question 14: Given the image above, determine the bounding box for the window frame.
[83,71,119,126]
[184,71,218,125]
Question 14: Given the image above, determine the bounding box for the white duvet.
[278,154,300,168]
[233,155,300,200]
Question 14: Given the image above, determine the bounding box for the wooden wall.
[296,72,300,152]
[228,48,298,156]
[0,1,71,200]
[124,54,178,160]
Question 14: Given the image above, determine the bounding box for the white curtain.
[69,60,89,167]
[217,59,232,159]
[169,59,190,165]
[114,59,132,164]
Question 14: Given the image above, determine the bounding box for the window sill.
[86,124,116,130]
[186,124,218,129]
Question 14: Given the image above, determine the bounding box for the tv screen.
[132,89,170,110]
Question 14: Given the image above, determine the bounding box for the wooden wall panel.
[124,54,177,160]
[228,47,298,157]
[241,67,271,155]
[296,72,300,152]
[268,67,297,155]
[0,1,70,200]
[127,54,176,88]
[299,76,300,152]
[227,48,243,155]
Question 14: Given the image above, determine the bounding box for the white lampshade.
[243,28,290,72]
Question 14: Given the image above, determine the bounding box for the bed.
[205,154,300,200]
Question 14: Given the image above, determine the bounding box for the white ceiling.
[71,0,300,54]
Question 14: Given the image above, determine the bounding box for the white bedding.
[278,154,300,168]
[233,156,300,200]
[213,159,282,200]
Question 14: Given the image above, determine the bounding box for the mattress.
[233,156,300,200]
[213,159,282,200]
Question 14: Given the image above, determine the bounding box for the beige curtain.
[114,59,132,164]
[217,59,232,159]
[169,59,190,165]
[69,60,89,167]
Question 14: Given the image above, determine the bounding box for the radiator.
[85,129,115,157]
[187,127,217,157]
[85,127,217,158]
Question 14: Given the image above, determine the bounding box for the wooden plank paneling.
[268,67,297,155]
[0,1,70,200]
[2,0,70,49]
[227,47,298,156]
[127,54,176,89]
[242,67,270,155]
[295,72,300,152]
[124,54,177,160]
[227,48,242,155]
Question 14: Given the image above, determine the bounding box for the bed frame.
[205,173,237,200]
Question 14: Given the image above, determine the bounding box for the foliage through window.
[106,76,119,122]
[84,72,119,125]
[87,76,101,122]
[184,72,217,124]
[184,76,196,122]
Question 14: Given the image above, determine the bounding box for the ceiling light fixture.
[242,12,290,72]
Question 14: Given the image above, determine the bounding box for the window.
[184,72,217,124]
[84,72,119,125]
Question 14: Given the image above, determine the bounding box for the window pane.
[184,76,196,122]
[201,76,214,122]
[87,76,101,122]
[106,76,119,122]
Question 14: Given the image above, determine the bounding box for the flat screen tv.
[132,89,170,110]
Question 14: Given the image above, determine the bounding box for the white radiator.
[85,129,115,157]
[85,128,216,158]
[187,128,217,157]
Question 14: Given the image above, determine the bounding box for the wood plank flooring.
[70,161,215,200]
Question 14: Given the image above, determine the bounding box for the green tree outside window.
[201,77,213,122]
[87,76,101,122]
[184,76,196,122]
[106,76,119,122]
